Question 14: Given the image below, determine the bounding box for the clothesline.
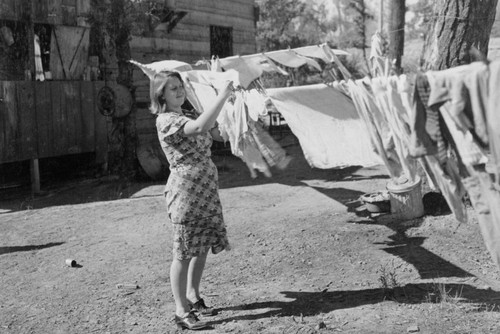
[130,37,500,270]
[130,43,352,89]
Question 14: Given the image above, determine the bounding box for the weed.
[377,260,400,290]
[428,282,464,304]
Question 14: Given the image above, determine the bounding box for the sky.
[316,0,419,16]
[314,0,421,28]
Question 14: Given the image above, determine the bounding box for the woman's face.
[162,76,185,109]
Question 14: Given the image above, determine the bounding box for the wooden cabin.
[0,0,257,189]
[0,0,108,192]
[129,0,258,178]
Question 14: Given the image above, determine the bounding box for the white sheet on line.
[266,84,382,169]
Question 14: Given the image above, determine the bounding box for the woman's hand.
[218,80,234,98]
[183,80,235,137]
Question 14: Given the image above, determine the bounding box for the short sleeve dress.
[156,110,229,260]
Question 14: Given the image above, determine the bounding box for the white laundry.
[129,59,192,79]
[244,89,267,122]
[266,84,382,169]
[34,34,45,81]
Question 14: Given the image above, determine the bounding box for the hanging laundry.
[440,103,488,167]
[216,56,263,88]
[370,75,418,182]
[369,32,386,77]
[219,44,347,75]
[182,71,289,178]
[244,89,267,122]
[346,80,403,179]
[248,120,291,170]
[265,49,322,71]
[217,91,291,178]
[34,34,45,81]
[321,45,352,80]
[266,83,381,169]
[487,60,500,185]
[409,73,439,158]
[463,171,500,268]
[183,69,243,90]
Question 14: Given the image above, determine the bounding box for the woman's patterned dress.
[157,110,229,260]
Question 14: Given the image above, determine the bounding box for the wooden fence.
[0,80,107,190]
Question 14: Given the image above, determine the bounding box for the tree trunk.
[333,0,344,33]
[109,0,138,180]
[421,0,499,70]
[388,0,406,74]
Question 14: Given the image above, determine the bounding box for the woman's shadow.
[208,283,500,325]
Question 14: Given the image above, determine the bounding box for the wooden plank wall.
[0,81,37,163]
[0,0,23,21]
[0,81,107,164]
[35,81,104,159]
[34,0,91,27]
[50,25,90,80]
[129,0,257,148]
[0,0,90,26]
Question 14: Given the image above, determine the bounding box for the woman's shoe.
[174,311,208,330]
[189,298,216,316]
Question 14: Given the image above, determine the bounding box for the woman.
[150,71,233,330]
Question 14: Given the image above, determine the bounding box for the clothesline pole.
[379,0,384,33]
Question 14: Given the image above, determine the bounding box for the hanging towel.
[266,84,381,169]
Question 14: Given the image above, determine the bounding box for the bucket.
[386,176,424,220]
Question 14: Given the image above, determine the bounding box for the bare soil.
[1,133,500,334]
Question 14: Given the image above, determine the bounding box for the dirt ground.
[2,133,500,334]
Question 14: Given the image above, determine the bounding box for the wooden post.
[379,0,384,32]
[22,1,36,80]
[388,0,405,74]
[30,158,41,194]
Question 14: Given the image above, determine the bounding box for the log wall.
[129,0,257,148]
[0,0,90,27]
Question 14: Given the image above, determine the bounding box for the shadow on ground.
[0,136,389,213]
[0,242,65,255]
[210,283,500,325]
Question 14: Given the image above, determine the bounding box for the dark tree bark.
[421,0,499,70]
[388,0,406,73]
[109,0,138,180]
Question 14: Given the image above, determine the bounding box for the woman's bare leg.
[186,252,208,303]
[170,258,191,316]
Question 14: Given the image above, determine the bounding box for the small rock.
[315,321,327,330]
[407,325,420,332]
